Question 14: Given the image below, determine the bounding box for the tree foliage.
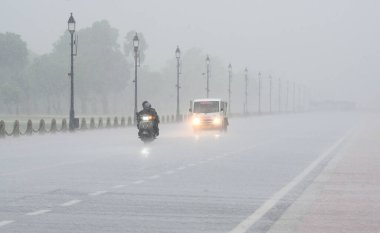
[0,21,231,116]
[26,20,130,114]
[123,31,148,64]
[0,32,28,113]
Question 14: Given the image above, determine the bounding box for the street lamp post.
[244,68,248,115]
[278,78,281,113]
[293,82,296,112]
[175,46,181,121]
[299,85,303,112]
[228,64,232,115]
[206,55,210,98]
[304,87,307,111]
[286,80,289,112]
[258,72,262,114]
[67,13,78,131]
[269,75,272,113]
[133,33,139,124]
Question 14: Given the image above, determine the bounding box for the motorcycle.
[138,114,157,143]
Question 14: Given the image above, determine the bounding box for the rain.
[0,1,380,232]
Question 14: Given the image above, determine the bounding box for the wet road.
[0,113,359,233]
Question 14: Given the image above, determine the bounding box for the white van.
[189,98,229,132]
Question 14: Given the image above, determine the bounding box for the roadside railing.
[0,111,292,138]
[0,114,189,138]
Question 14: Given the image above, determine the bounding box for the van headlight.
[213,117,222,125]
[192,117,201,125]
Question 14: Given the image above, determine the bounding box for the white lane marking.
[176,166,186,170]
[188,163,196,167]
[164,170,175,175]
[112,184,126,189]
[0,220,14,227]
[148,175,160,179]
[228,130,352,233]
[88,190,108,196]
[60,199,82,207]
[132,180,145,184]
[26,209,51,216]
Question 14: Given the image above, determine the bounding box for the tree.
[0,32,28,114]
[123,31,148,64]
[27,20,130,115]
[0,32,28,72]
[74,20,129,114]
[27,53,68,114]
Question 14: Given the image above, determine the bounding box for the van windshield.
[193,101,219,113]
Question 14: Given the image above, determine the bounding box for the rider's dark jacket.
[137,108,160,126]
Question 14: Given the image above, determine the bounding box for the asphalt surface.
[268,113,380,233]
[0,113,359,233]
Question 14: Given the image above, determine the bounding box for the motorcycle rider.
[137,101,160,136]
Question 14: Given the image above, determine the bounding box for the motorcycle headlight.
[192,117,201,125]
[213,117,222,125]
[142,115,151,121]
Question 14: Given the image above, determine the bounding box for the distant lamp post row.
[257,74,304,113]
[66,15,307,121]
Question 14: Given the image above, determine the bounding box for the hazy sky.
[1,0,379,108]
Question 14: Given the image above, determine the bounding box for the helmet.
[142,101,151,109]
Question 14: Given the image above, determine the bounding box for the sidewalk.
[268,116,380,233]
